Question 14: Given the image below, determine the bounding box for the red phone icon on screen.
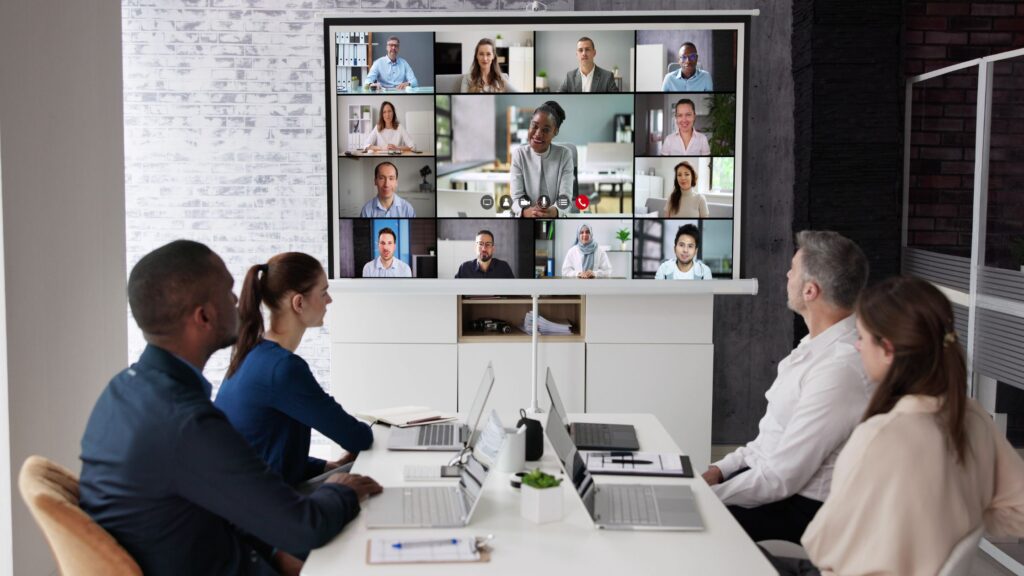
[575,196,589,211]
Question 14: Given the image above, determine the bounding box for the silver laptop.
[365,450,491,528]
[387,363,495,451]
[546,408,703,531]
[545,368,639,452]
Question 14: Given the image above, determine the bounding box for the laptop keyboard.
[403,487,461,525]
[417,424,454,446]
[573,424,611,447]
[607,485,658,526]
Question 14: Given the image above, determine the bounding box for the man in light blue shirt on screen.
[362,227,412,278]
[662,42,714,92]
[360,162,416,218]
[364,36,417,90]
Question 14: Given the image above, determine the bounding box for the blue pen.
[392,538,460,549]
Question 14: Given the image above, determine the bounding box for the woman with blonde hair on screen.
[461,38,517,93]
[769,276,1024,575]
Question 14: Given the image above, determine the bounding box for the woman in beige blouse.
[771,276,1024,576]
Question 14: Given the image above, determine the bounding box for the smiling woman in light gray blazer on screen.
[510,100,573,218]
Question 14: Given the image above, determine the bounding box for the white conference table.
[302,413,774,575]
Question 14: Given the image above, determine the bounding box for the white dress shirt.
[712,315,872,507]
[660,130,711,156]
[580,67,594,93]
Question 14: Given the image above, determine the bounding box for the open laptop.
[545,368,639,451]
[387,363,495,451]
[546,408,703,531]
[365,449,491,528]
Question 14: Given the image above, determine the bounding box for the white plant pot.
[620,241,629,251]
[520,483,563,524]
[536,76,547,90]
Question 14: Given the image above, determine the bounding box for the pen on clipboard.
[610,459,654,465]
[392,538,460,549]
[405,415,447,425]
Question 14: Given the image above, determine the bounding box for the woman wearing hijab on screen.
[664,160,709,218]
[561,223,612,279]
[363,100,415,153]
[460,38,517,93]
[510,100,574,218]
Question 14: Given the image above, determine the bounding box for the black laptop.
[544,368,640,452]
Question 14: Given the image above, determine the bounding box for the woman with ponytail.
[215,252,373,487]
[772,276,1024,576]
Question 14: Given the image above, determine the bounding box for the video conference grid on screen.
[327,17,745,280]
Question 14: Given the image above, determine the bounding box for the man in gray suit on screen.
[558,37,618,93]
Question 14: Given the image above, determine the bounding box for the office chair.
[757,539,809,561]
[936,526,984,576]
[667,62,681,74]
[19,455,142,576]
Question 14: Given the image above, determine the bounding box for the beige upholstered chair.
[18,455,141,576]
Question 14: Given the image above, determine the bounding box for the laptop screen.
[458,451,489,519]
[545,409,597,517]
[463,363,495,445]
[544,368,570,425]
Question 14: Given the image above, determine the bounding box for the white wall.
[0,122,12,576]
[1,2,126,574]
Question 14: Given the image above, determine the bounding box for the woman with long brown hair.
[664,160,709,218]
[215,252,373,487]
[776,276,1024,575]
[460,38,517,93]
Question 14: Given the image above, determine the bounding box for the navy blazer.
[79,344,360,576]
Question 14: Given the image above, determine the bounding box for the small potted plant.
[615,227,631,251]
[536,70,548,90]
[495,33,506,48]
[520,468,562,524]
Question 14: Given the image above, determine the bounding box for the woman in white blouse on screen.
[561,223,612,279]
[460,38,517,93]
[363,100,415,152]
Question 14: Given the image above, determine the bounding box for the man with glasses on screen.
[362,227,412,278]
[662,42,713,92]
[455,230,515,278]
[364,36,418,90]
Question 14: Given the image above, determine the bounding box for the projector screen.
[325,12,748,281]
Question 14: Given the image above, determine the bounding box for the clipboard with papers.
[580,451,694,478]
[366,536,492,565]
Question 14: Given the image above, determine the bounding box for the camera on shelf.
[471,318,513,334]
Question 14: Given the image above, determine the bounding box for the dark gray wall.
[372,31,435,83]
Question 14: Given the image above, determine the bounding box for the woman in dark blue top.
[216,252,373,486]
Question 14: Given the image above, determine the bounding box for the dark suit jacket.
[559,65,618,92]
[79,344,361,576]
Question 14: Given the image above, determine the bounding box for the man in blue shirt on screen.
[79,240,382,576]
[362,227,412,277]
[364,36,417,90]
[662,42,714,92]
[359,162,416,218]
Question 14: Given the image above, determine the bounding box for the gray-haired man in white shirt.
[703,230,872,544]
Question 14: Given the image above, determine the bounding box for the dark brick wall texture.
[906,1,1024,266]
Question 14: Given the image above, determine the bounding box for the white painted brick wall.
[122,0,571,452]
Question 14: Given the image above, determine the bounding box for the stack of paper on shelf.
[521,311,573,335]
